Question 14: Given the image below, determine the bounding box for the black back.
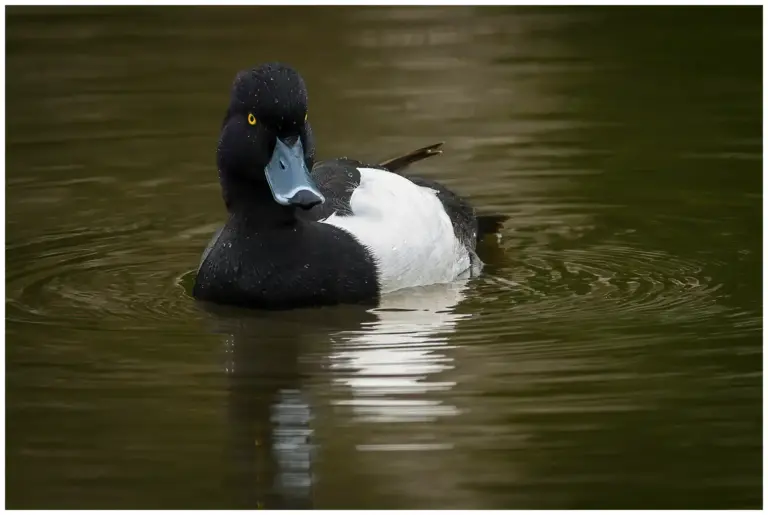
[299,158,363,220]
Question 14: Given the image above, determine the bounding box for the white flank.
[321,167,471,294]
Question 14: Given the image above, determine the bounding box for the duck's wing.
[381,142,509,244]
[378,142,444,174]
[306,143,509,242]
[303,142,445,221]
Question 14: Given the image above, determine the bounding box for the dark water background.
[5,6,762,509]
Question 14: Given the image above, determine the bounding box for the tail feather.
[477,214,508,239]
[379,142,444,174]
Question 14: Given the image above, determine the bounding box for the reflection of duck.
[193,62,506,309]
[206,303,374,509]
[200,278,471,508]
[331,280,470,426]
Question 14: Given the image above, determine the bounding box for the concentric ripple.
[473,242,734,329]
[6,222,214,332]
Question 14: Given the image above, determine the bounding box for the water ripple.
[6,224,205,331]
[473,243,731,329]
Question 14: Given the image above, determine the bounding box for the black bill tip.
[288,189,324,210]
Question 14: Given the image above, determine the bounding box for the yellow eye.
[247,113,257,126]
[304,113,308,121]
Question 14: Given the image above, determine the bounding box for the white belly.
[321,167,471,294]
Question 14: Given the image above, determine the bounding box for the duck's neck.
[219,169,297,229]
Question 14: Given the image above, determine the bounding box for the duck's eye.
[247,113,257,126]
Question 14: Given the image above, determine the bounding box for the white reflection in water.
[330,280,471,428]
[270,388,313,500]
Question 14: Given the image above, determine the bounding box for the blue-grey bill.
[264,138,325,208]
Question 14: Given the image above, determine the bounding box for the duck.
[193,62,507,309]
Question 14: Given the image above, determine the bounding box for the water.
[5,6,762,509]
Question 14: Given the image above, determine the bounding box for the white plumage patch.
[321,167,471,294]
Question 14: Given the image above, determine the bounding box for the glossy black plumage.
[194,215,379,309]
[193,64,507,309]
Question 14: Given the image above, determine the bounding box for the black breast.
[193,219,380,310]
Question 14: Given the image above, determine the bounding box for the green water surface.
[5,6,762,509]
